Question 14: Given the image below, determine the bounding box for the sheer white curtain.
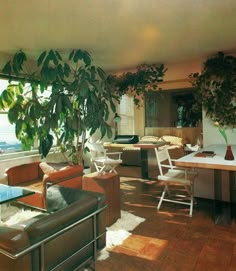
[117,95,134,135]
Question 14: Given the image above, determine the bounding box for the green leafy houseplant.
[107,63,167,106]
[0,50,166,165]
[189,52,236,159]
[189,52,236,128]
[0,50,118,165]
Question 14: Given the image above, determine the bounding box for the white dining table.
[175,144,236,171]
[175,144,236,226]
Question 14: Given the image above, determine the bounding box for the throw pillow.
[39,162,56,174]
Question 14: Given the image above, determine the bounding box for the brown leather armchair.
[5,162,84,210]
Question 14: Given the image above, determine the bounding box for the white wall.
[203,111,236,146]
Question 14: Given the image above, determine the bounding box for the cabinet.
[82,172,121,226]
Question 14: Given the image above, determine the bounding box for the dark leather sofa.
[0,185,107,271]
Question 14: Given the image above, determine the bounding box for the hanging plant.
[107,63,167,106]
[189,52,236,128]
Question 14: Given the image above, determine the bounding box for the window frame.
[117,94,135,135]
[0,76,40,158]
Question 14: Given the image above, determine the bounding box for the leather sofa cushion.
[46,185,106,211]
[24,186,106,243]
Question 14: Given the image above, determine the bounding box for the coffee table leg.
[140,149,149,179]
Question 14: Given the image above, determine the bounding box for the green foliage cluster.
[189,52,236,128]
[0,50,118,164]
[107,63,167,106]
[0,49,166,164]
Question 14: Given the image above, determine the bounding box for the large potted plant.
[189,52,236,159]
[0,50,118,165]
[0,50,167,165]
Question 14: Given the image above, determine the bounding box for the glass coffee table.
[0,184,35,220]
[0,184,35,204]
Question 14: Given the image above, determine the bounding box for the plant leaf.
[37,51,47,66]
[2,61,12,74]
[83,51,92,65]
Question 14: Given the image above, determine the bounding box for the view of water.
[0,115,22,151]
[0,79,22,151]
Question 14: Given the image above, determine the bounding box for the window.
[117,95,134,135]
[0,79,22,153]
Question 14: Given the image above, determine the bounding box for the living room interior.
[0,1,236,270]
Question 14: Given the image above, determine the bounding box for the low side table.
[82,172,121,226]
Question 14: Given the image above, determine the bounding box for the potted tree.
[0,49,118,165]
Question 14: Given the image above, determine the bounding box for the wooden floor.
[97,177,236,271]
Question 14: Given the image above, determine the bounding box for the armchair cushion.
[39,162,56,174]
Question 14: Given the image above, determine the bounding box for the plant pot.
[224,145,234,161]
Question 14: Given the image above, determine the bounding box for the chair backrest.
[6,162,43,186]
[87,142,106,159]
[154,147,174,176]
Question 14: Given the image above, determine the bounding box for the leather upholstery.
[6,162,44,186]
[5,163,84,210]
[0,185,107,271]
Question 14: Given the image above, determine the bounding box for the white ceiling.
[0,0,236,72]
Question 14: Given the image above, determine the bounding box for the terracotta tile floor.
[96,177,236,271]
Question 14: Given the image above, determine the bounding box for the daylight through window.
[0,78,22,153]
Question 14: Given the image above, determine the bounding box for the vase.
[224,145,234,160]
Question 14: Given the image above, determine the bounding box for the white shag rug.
[0,205,42,226]
[98,210,146,261]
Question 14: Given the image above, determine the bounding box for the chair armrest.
[42,165,84,195]
[43,166,83,183]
